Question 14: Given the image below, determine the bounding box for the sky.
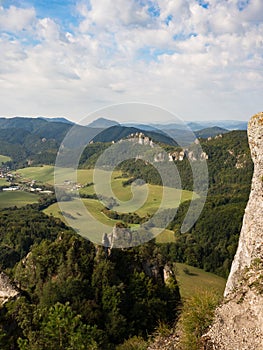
[0,0,263,123]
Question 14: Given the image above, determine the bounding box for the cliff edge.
[204,113,263,349]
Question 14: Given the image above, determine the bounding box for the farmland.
[16,166,196,238]
[0,191,40,209]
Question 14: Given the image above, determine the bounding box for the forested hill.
[0,117,177,167]
[0,117,73,166]
[92,125,178,146]
[160,130,253,277]
[0,206,180,349]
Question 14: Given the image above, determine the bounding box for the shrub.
[116,336,148,350]
[178,289,221,350]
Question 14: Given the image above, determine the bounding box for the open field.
[155,229,176,243]
[17,166,196,244]
[175,263,226,298]
[0,179,9,186]
[0,155,11,164]
[44,199,118,228]
[17,166,196,221]
[0,191,40,209]
[15,166,109,186]
[15,165,55,184]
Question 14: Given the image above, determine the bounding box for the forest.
[0,206,180,349]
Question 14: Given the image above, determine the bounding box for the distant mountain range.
[186,120,248,131]
[194,126,229,139]
[39,117,74,125]
[0,116,248,167]
[87,118,247,131]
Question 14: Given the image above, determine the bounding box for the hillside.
[87,117,119,128]
[92,125,178,146]
[195,126,228,138]
[0,206,180,349]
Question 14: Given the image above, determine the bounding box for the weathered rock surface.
[204,112,263,349]
[0,272,19,305]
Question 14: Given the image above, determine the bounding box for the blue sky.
[0,0,263,123]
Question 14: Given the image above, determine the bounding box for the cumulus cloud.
[0,0,262,121]
[0,6,36,32]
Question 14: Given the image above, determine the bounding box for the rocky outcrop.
[0,272,19,305]
[204,113,263,349]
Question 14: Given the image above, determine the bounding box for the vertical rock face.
[204,113,263,350]
[225,113,263,295]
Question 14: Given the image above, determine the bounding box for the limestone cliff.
[0,272,19,305]
[204,113,263,349]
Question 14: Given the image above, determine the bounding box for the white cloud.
[0,6,36,32]
[0,0,263,121]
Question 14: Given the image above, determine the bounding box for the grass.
[18,166,196,235]
[15,165,55,184]
[81,169,196,218]
[15,166,110,186]
[154,229,176,243]
[0,178,9,186]
[18,166,197,245]
[43,198,119,244]
[173,264,225,350]
[175,263,226,299]
[0,155,11,164]
[178,289,221,350]
[45,198,119,227]
[0,191,40,209]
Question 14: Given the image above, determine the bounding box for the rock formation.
[204,112,263,349]
[0,272,19,305]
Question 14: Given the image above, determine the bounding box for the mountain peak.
[87,117,119,128]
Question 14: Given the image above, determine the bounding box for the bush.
[116,336,148,350]
[178,289,221,350]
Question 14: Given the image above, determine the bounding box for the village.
[0,165,53,195]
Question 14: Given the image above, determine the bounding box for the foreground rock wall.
[204,113,263,349]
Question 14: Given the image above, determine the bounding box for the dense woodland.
[161,131,253,277]
[0,207,180,349]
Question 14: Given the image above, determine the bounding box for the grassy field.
[17,166,196,244]
[15,166,102,186]
[155,229,176,243]
[0,155,11,164]
[44,199,118,228]
[17,166,196,223]
[0,191,40,209]
[175,263,226,298]
[0,179,9,186]
[15,165,55,184]
[81,170,196,217]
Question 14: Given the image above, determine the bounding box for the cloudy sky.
[0,0,262,123]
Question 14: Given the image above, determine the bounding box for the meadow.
[0,191,40,209]
[175,263,226,298]
[17,166,196,234]
[0,155,11,164]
